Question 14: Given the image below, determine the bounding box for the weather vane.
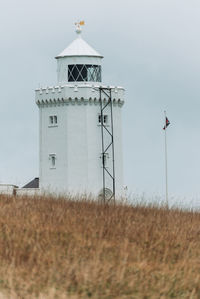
[75,20,85,34]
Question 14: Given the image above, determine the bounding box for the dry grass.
[0,195,199,298]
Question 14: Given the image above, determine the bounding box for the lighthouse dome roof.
[56,31,103,59]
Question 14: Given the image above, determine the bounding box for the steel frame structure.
[99,87,115,204]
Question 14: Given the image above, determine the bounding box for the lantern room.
[55,23,103,85]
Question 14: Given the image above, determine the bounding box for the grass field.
[0,195,199,298]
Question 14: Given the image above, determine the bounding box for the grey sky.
[1,0,200,203]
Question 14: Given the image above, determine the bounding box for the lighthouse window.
[49,115,58,126]
[101,153,109,167]
[68,64,101,82]
[49,154,56,168]
[98,114,108,125]
[49,116,54,124]
[104,115,108,124]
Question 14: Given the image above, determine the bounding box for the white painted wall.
[36,84,124,197]
[16,188,41,196]
[0,185,42,197]
[0,184,17,195]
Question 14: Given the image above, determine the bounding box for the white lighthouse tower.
[35,23,125,201]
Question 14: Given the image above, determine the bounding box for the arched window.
[68,64,101,82]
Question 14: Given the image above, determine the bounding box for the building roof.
[23,177,39,189]
[56,31,103,59]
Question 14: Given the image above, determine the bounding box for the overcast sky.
[1,0,200,206]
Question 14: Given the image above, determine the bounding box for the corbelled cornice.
[35,84,125,107]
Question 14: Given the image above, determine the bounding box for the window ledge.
[97,124,110,127]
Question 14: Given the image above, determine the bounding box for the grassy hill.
[0,195,199,298]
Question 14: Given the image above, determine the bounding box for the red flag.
[163,117,170,130]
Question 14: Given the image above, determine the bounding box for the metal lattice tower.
[99,87,115,204]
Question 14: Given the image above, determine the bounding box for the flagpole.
[164,110,169,207]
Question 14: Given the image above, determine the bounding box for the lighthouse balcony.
[35,84,125,106]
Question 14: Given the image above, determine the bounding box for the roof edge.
[55,54,104,59]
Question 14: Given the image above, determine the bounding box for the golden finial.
[75,21,85,34]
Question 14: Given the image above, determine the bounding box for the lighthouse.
[35,23,125,201]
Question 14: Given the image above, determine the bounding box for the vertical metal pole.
[100,88,105,203]
[164,110,168,207]
[109,89,115,204]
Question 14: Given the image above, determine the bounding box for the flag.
[163,117,170,130]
